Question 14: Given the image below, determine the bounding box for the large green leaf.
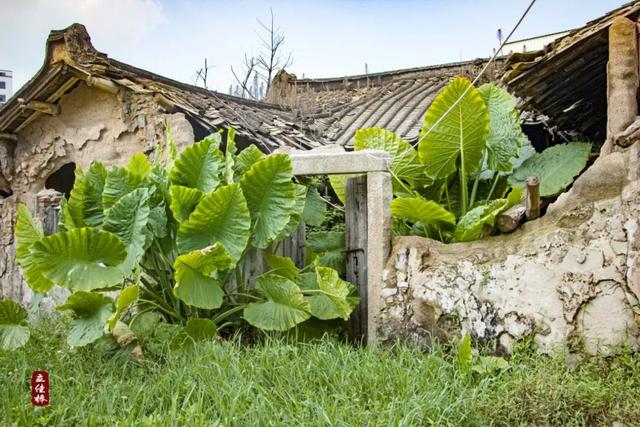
[108,284,139,330]
[15,204,54,292]
[102,166,142,211]
[354,128,426,189]
[127,152,152,179]
[57,197,77,232]
[63,162,109,228]
[164,124,179,171]
[454,199,508,242]
[240,154,296,248]
[173,243,233,309]
[390,197,456,228]
[169,185,203,222]
[176,183,251,260]
[82,162,109,227]
[30,228,126,291]
[184,318,218,341]
[298,267,357,320]
[263,252,299,280]
[147,204,168,239]
[67,166,86,227]
[103,188,151,274]
[419,77,489,179]
[223,128,237,184]
[328,174,355,205]
[169,137,223,193]
[478,84,528,173]
[57,292,114,347]
[302,187,327,227]
[278,184,307,239]
[0,300,30,350]
[508,142,591,197]
[306,231,346,275]
[234,145,265,177]
[243,274,311,331]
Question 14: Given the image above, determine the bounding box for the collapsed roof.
[2,1,634,153]
[502,1,640,143]
[265,60,500,148]
[0,24,322,151]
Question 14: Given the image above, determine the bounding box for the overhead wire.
[364,0,538,167]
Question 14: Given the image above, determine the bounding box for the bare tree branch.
[230,54,258,99]
[195,58,216,89]
[255,8,293,95]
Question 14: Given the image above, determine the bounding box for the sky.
[0,0,628,93]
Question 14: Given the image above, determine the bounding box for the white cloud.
[1,0,167,89]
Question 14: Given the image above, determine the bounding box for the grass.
[2,319,640,426]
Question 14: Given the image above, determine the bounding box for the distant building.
[502,30,572,54]
[0,70,12,104]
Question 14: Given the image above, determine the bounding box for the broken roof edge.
[503,0,640,85]
[291,57,495,86]
[0,23,295,134]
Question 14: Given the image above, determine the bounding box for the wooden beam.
[86,75,120,95]
[526,176,541,220]
[496,204,526,233]
[18,99,59,116]
[0,132,17,142]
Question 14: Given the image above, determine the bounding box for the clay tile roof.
[265,59,501,147]
[0,24,322,152]
[502,0,640,142]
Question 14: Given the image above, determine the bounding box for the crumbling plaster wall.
[379,143,640,355]
[0,82,194,305]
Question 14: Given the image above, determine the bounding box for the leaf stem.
[138,298,184,322]
[485,173,501,203]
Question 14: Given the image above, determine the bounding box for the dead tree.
[255,8,293,95]
[230,55,259,99]
[195,58,215,89]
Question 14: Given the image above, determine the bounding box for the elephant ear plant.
[7,128,358,352]
[333,77,592,243]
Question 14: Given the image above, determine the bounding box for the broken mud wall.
[0,82,194,306]
[379,143,640,355]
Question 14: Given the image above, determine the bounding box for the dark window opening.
[45,162,76,198]
[0,189,12,198]
[183,113,213,142]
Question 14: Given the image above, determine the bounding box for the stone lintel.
[290,149,391,175]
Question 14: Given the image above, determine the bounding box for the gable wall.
[0,82,195,306]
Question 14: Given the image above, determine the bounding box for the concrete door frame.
[289,149,393,343]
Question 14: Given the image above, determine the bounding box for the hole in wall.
[0,189,12,198]
[45,162,76,198]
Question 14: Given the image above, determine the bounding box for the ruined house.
[0,24,323,301]
[379,1,640,354]
[2,1,640,354]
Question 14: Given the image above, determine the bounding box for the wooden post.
[602,16,639,155]
[346,175,368,342]
[525,176,540,220]
[281,221,306,269]
[36,190,62,235]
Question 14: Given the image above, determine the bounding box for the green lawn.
[2,319,640,426]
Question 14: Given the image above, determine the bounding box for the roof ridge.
[294,58,490,85]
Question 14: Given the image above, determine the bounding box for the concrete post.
[365,171,392,344]
[603,16,639,155]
